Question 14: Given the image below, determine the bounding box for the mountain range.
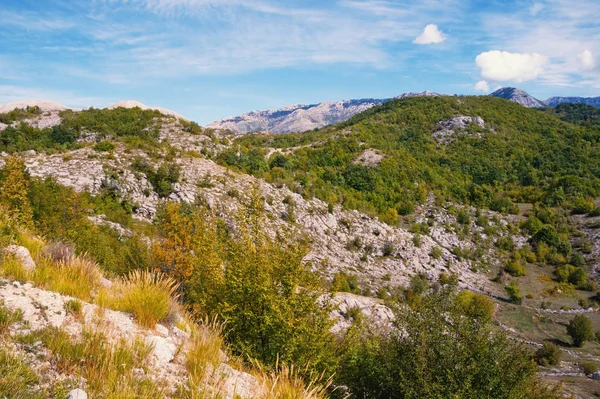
[1,88,599,135]
[208,88,600,134]
[206,91,441,134]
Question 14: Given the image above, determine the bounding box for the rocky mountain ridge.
[206,91,441,134]
[545,96,600,108]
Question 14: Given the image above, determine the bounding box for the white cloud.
[475,50,548,82]
[474,80,489,92]
[578,50,596,70]
[413,24,446,45]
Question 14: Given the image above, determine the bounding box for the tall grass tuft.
[255,359,333,399]
[186,317,225,385]
[34,255,101,301]
[0,254,29,282]
[101,270,179,328]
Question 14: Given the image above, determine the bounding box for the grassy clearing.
[99,270,179,328]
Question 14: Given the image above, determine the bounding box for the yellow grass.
[254,359,333,399]
[34,255,102,301]
[100,270,179,328]
[186,317,225,385]
[0,254,29,282]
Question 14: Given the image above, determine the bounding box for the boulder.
[4,245,36,272]
[67,389,88,399]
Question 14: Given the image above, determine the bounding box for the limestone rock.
[4,245,36,272]
[67,388,88,399]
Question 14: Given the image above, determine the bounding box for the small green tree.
[0,155,34,229]
[505,282,522,305]
[567,315,594,347]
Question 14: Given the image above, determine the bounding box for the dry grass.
[254,359,333,399]
[100,270,179,328]
[34,255,102,301]
[0,254,29,282]
[31,325,165,398]
[186,317,225,385]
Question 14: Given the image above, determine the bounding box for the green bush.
[504,261,526,277]
[337,288,561,399]
[581,361,598,375]
[535,342,561,366]
[331,272,360,294]
[93,140,115,152]
[567,315,594,347]
[505,282,522,305]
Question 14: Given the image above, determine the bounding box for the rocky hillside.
[207,91,441,134]
[2,96,600,397]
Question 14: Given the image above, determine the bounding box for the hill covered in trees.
[227,95,600,220]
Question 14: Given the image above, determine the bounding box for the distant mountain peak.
[208,91,442,134]
[106,100,188,120]
[489,87,546,108]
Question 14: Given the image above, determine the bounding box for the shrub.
[454,291,495,321]
[430,246,442,260]
[331,272,360,294]
[102,270,179,328]
[567,315,594,347]
[456,209,470,225]
[337,288,559,399]
[504,261,526,277]
[382,241,395,256]
[346,236,363,251]
[496,236,515,251]
[505,282,522,305]
[535,342,562,366]
[64,299,83,317]
[581,361,598,375]
[93,140,115,152]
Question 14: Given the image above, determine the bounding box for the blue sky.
[1,0,599,124]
